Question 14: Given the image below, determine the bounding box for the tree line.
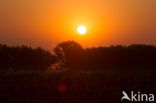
[55,41,156,70]
[0,44,56,71]
[0,41,156,71]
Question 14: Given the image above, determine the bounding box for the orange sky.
[0,0,156,49]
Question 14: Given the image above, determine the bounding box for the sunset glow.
[0,0,156,49]
[0,1,155,102]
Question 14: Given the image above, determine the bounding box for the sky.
[0,0,156,49]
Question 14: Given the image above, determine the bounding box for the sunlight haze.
[0,0,156,49]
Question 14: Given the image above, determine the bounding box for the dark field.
[0,68,155,103]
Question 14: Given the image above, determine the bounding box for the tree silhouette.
[54,41,84,68]
[0,44,57,71]
[0,41,156,71]
[54,41,156,70]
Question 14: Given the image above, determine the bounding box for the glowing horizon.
[0,0,156,49]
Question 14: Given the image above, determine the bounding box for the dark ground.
[0,68,155,103]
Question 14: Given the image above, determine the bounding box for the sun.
[77,25,87,35]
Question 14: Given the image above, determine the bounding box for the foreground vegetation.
[0,68,155,103]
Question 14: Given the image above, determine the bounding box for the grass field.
[0,68,155,103]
